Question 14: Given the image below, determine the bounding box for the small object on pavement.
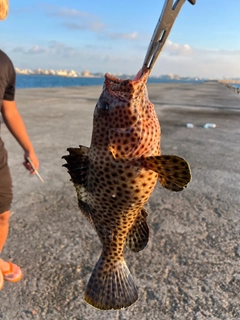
[203,123,216,129]
[186,123,194,128]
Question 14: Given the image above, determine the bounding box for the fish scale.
[63,68,191,310]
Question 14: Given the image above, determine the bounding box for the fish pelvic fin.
[84,254,138,310]
[62,146,92,222]
[144,155,191,192]
[126,208,149,253]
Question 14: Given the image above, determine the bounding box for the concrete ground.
[0,81,240,319]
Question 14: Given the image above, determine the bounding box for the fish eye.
[98,101,109,111]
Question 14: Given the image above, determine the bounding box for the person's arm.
[1,99,39,172]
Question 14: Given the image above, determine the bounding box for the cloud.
[12,45,48,55]
[109,32,139,41]
[61,22,86,31]
[199,48,240,57]
[49,8,88,19]
[48,41,77,57]
[151,41,240,78]
[27,46,43,54]
[164,41,240,59]
[45,5,106,32]
[62,21,105,32]
[10,36,240,78]
[12,42,76,58]
[164,40,194,56]
[160,41,238,59]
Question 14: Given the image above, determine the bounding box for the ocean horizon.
[16,74,204,89]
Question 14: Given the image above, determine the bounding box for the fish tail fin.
[144,155,191,191]
[84,254,138,310]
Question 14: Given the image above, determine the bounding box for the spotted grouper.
[63,68,191,310]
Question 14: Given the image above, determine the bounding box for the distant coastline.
[15,67,203,82]
[15,68,240,90]
[15,67,240,84]
[16,73,206,89]
[15,68,101,78]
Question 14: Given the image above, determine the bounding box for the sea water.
[16,74,105,89]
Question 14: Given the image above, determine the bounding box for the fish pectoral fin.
[62,146,93,222]
[84,255,138,310]
[144,155,191,192]
[125,208,149,253]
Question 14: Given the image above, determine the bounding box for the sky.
[1,0,240,78]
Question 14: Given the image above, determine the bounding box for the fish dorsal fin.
[125,208,149,253]
[62,146,93,222]
[144,155,191,191]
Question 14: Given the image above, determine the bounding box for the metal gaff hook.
[142,0,196,75]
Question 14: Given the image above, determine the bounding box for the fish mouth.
[105,68,149,82]
[104,68,150,101]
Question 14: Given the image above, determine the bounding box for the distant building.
[82,70,90,77]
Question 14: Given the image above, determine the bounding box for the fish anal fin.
[126,208,149,252]
[84,255,138,310]
[77,199,94,225]
[144,155,191,192]
[62,146,92,222]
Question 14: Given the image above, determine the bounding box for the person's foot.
[0,259,22,282]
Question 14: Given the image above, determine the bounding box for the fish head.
[91,69,161,160]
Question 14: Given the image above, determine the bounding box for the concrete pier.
[0,82,240,319]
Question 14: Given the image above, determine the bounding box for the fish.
[62,68,191,310]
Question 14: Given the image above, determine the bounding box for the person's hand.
[23,150,39,174]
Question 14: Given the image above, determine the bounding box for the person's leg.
[0,160,12,258]
[0,210,10,251]
[0,211,22,281]
[0,156,21,276]
[0,210,11,271]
